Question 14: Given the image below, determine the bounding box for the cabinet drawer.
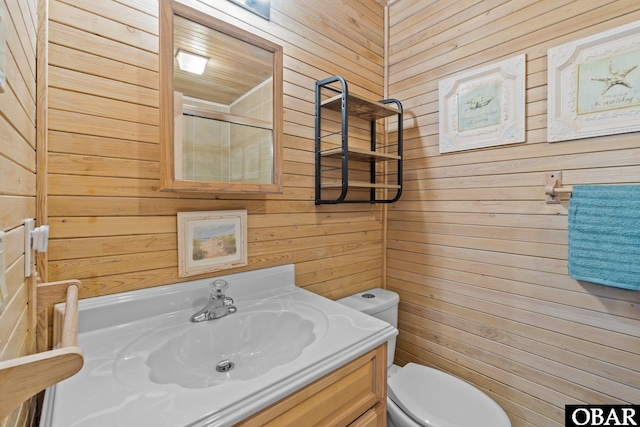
[348,403,386,427]
[237,344,386,427]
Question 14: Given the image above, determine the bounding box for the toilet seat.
[387,363,510,427]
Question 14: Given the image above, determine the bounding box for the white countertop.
[40,265,396,427]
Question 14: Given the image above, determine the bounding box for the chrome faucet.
[189,279,237,323]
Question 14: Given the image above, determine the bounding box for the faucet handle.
[210,279,229,297]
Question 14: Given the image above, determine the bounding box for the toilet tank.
[337,288,399,367]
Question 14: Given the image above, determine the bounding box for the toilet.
[337,288,511,427]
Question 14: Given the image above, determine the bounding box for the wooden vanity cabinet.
[237,343,387,427]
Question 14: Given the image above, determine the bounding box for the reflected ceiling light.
[176,49,209,75]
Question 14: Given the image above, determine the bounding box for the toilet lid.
[387,363,510,427]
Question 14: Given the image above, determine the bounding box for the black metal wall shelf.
[315,76,403,204]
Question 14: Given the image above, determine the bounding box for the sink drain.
[216,359,234,372]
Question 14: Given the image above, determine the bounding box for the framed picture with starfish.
[547,20,640,142]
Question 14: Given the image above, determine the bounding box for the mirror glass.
[160,1,283,193]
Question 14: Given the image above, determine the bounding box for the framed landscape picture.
[547,20,640,142]
[177,210,248,277]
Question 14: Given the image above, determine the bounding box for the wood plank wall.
[387,1,640,426]
[0,0,38,426]
[44,0,386,302]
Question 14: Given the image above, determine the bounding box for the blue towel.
[568,185,640,291]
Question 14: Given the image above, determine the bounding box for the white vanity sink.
[117,300,325,389]
[40,265,396,427]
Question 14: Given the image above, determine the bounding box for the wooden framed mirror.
[160,0,283,193]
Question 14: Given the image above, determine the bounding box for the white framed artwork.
[547,20,640,142]
[439,54,526,153]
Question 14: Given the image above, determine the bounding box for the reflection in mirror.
[229,0,270,20]
[160,0,283,193]
[174,14,274,184]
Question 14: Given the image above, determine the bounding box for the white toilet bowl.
[386,363,510,427]
[337,289,511,427]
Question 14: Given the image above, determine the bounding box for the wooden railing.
[0,280,84,419]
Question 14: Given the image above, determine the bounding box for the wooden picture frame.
[547,20,640,142]
[159,0,283,194]
[177,210,248,277]
[439,54,526,153]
